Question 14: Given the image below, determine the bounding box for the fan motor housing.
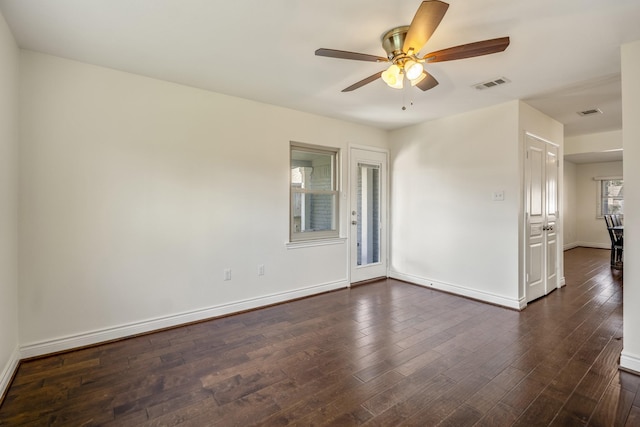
[381,26,410,60]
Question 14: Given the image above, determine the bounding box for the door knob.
[351,220,357,225]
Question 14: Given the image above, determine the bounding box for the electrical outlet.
[492,190,505,201]
[224,268,231,281]
[258,264,265,276]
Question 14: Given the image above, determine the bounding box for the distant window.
[596,177,623,218]
[290,143,339,241]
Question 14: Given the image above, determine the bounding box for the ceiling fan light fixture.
[315,1,510,93]
[382,64,403,88]
[390,78,404,89]
[409,72,426,86]
[405,60,423,80]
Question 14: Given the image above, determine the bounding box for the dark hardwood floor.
[0,247,636,426]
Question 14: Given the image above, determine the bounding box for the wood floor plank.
[588,383,635,426]
[625,405,640,427]
[473,402,522,426]
[1,247,637,426]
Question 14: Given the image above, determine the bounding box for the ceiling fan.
[315,0,510,92]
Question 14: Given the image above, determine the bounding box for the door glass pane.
[357,164,380,266]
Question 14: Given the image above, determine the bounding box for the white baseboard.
[20,279,348,359]
[565,243,610,251]
[578,242,610,250]
[389,270,523,310]
[0,345,20,400]
[620,351,640,375]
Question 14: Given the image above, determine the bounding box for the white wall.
[0,10,19,397]
[389,101,522,308]
[388,100,562,309]
[621,39,640,373]
[574,161,623,248]
[563,160,578,249]
[18,51,388,355]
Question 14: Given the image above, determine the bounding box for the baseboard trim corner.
[389,270,522,310]
[19,279,348,359]
[576,242,610,250]
[0,345,20,403]
[620,352,640,375]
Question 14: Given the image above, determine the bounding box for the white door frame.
[349,145,389,284]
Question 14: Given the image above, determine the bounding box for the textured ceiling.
[1,0,639,139]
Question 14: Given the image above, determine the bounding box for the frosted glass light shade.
[405,60,423,80]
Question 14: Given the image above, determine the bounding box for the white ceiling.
[1,0,639,141]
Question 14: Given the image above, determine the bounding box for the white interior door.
[525,134,559,302]
[350,147,387,284]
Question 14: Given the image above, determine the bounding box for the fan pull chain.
[401,84,414,111]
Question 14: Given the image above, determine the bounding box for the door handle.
[351,220,357,225]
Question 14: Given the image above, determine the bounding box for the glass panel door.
[350,147,387,284]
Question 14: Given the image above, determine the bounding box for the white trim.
[592,176,623,181]
[620,351,640,375]
[348,143,389,155]
[285,237,346,249]
[576,242,610,250]
[0,345,20,399]
[559,276,566,288]
[388,270,523,310]
[19,279,348,359]
[563,242,610,250]
[524,131,559,147]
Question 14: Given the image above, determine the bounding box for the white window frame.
[290,142,340,242]
[594,176,624,218]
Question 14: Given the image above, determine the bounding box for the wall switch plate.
[492,190,505,201]
[258,264,265,276]
[224,268,231,281]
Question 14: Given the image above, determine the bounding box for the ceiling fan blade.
[403,1,449,54]
[414,72,439,91]
[342,71,384,92]
[315,48,388,63]
[423,37,510,63]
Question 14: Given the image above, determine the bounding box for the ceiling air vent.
[473,77,511,90]
[577,108,602,117]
